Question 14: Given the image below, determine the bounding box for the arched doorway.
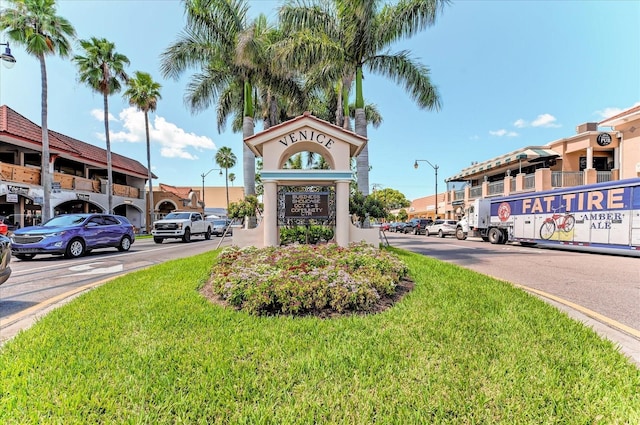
[156,200,178,220]
[55,199,104,215]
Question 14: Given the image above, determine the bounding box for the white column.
[586,146,593,169]
[263,180,279,247]
[335,180,350,247]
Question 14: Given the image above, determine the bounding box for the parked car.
[395,222,409,233]
[380,222,390,232]
[10,213,135,260]
[0,234,12,285]
[208,218,233,237]
[425,219,458,238]
[403,218,433,235]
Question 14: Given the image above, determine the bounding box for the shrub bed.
[208,242,409,316]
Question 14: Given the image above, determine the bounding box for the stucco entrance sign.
[233,112,380,248]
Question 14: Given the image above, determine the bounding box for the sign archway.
[235,112,379,248]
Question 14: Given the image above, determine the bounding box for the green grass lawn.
[1,247,639,424]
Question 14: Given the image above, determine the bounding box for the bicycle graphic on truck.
[539,207,575,240]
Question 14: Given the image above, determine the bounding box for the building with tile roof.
[0,105,152,230]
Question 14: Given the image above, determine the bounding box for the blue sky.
[1,0,638,202]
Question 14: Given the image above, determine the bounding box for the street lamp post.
[200,168,222,213]
[0,42,17,68]
[414,159,439,217]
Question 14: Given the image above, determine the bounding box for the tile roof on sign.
[0,105,153,179]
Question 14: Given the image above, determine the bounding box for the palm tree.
[0,0,75,223]
[215,146,237,210]
[123,71,162,232]
[161,0,305,201]
[228,173,236,186]
[280,0,448,195]
[74,37,129,214]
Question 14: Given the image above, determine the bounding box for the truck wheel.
[204,227,212,240]
[456,227,467,240]
[488,228,502,244]
[182,228,191,243]
[153,237,163,244]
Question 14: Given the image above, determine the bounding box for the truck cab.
[151,211,212,243]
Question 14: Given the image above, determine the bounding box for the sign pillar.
[263,180,279,247]
[335,180,351,247]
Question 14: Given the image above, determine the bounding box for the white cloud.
[512,113,560,129]
[531,113,560,128]
[489,129,518,137]
[596,103,640,120]
[90,108,116,122]
[91,107,217,159]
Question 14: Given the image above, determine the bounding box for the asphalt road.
[384,231,640,366]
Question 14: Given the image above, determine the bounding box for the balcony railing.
[488,181,504,196]
[552,171,583,188]
[597,171,612,183]
[113,183,140,199]
[0,163,40,185]
[523,174,535,190]
[470,186,482,199]
[0,162,141,199]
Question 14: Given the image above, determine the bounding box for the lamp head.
[219,170,223,176]
[413,161,418,169]
[1,43,16,69]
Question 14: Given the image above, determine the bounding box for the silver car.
[425,219,458,238]
[209,219,233,237]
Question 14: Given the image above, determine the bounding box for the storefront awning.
[446,146,560,182]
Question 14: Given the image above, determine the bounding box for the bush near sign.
[284,192,329,218]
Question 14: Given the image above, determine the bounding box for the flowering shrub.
[209,242,409,316]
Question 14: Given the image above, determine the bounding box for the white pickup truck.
[151,211,212,243]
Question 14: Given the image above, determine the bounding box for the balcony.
[446,168,619,217]
[0,163,141,199]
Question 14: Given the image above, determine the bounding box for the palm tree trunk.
[225,168,230,210]
[144,111,154,232]
[242,80,256,197]
[103,93,113,214]
[354,66,369,195]
[39,54,52,223]
[355,108,369,196]
[242,116,255,196]
[335,80,344,128]
[342,75,353,131]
